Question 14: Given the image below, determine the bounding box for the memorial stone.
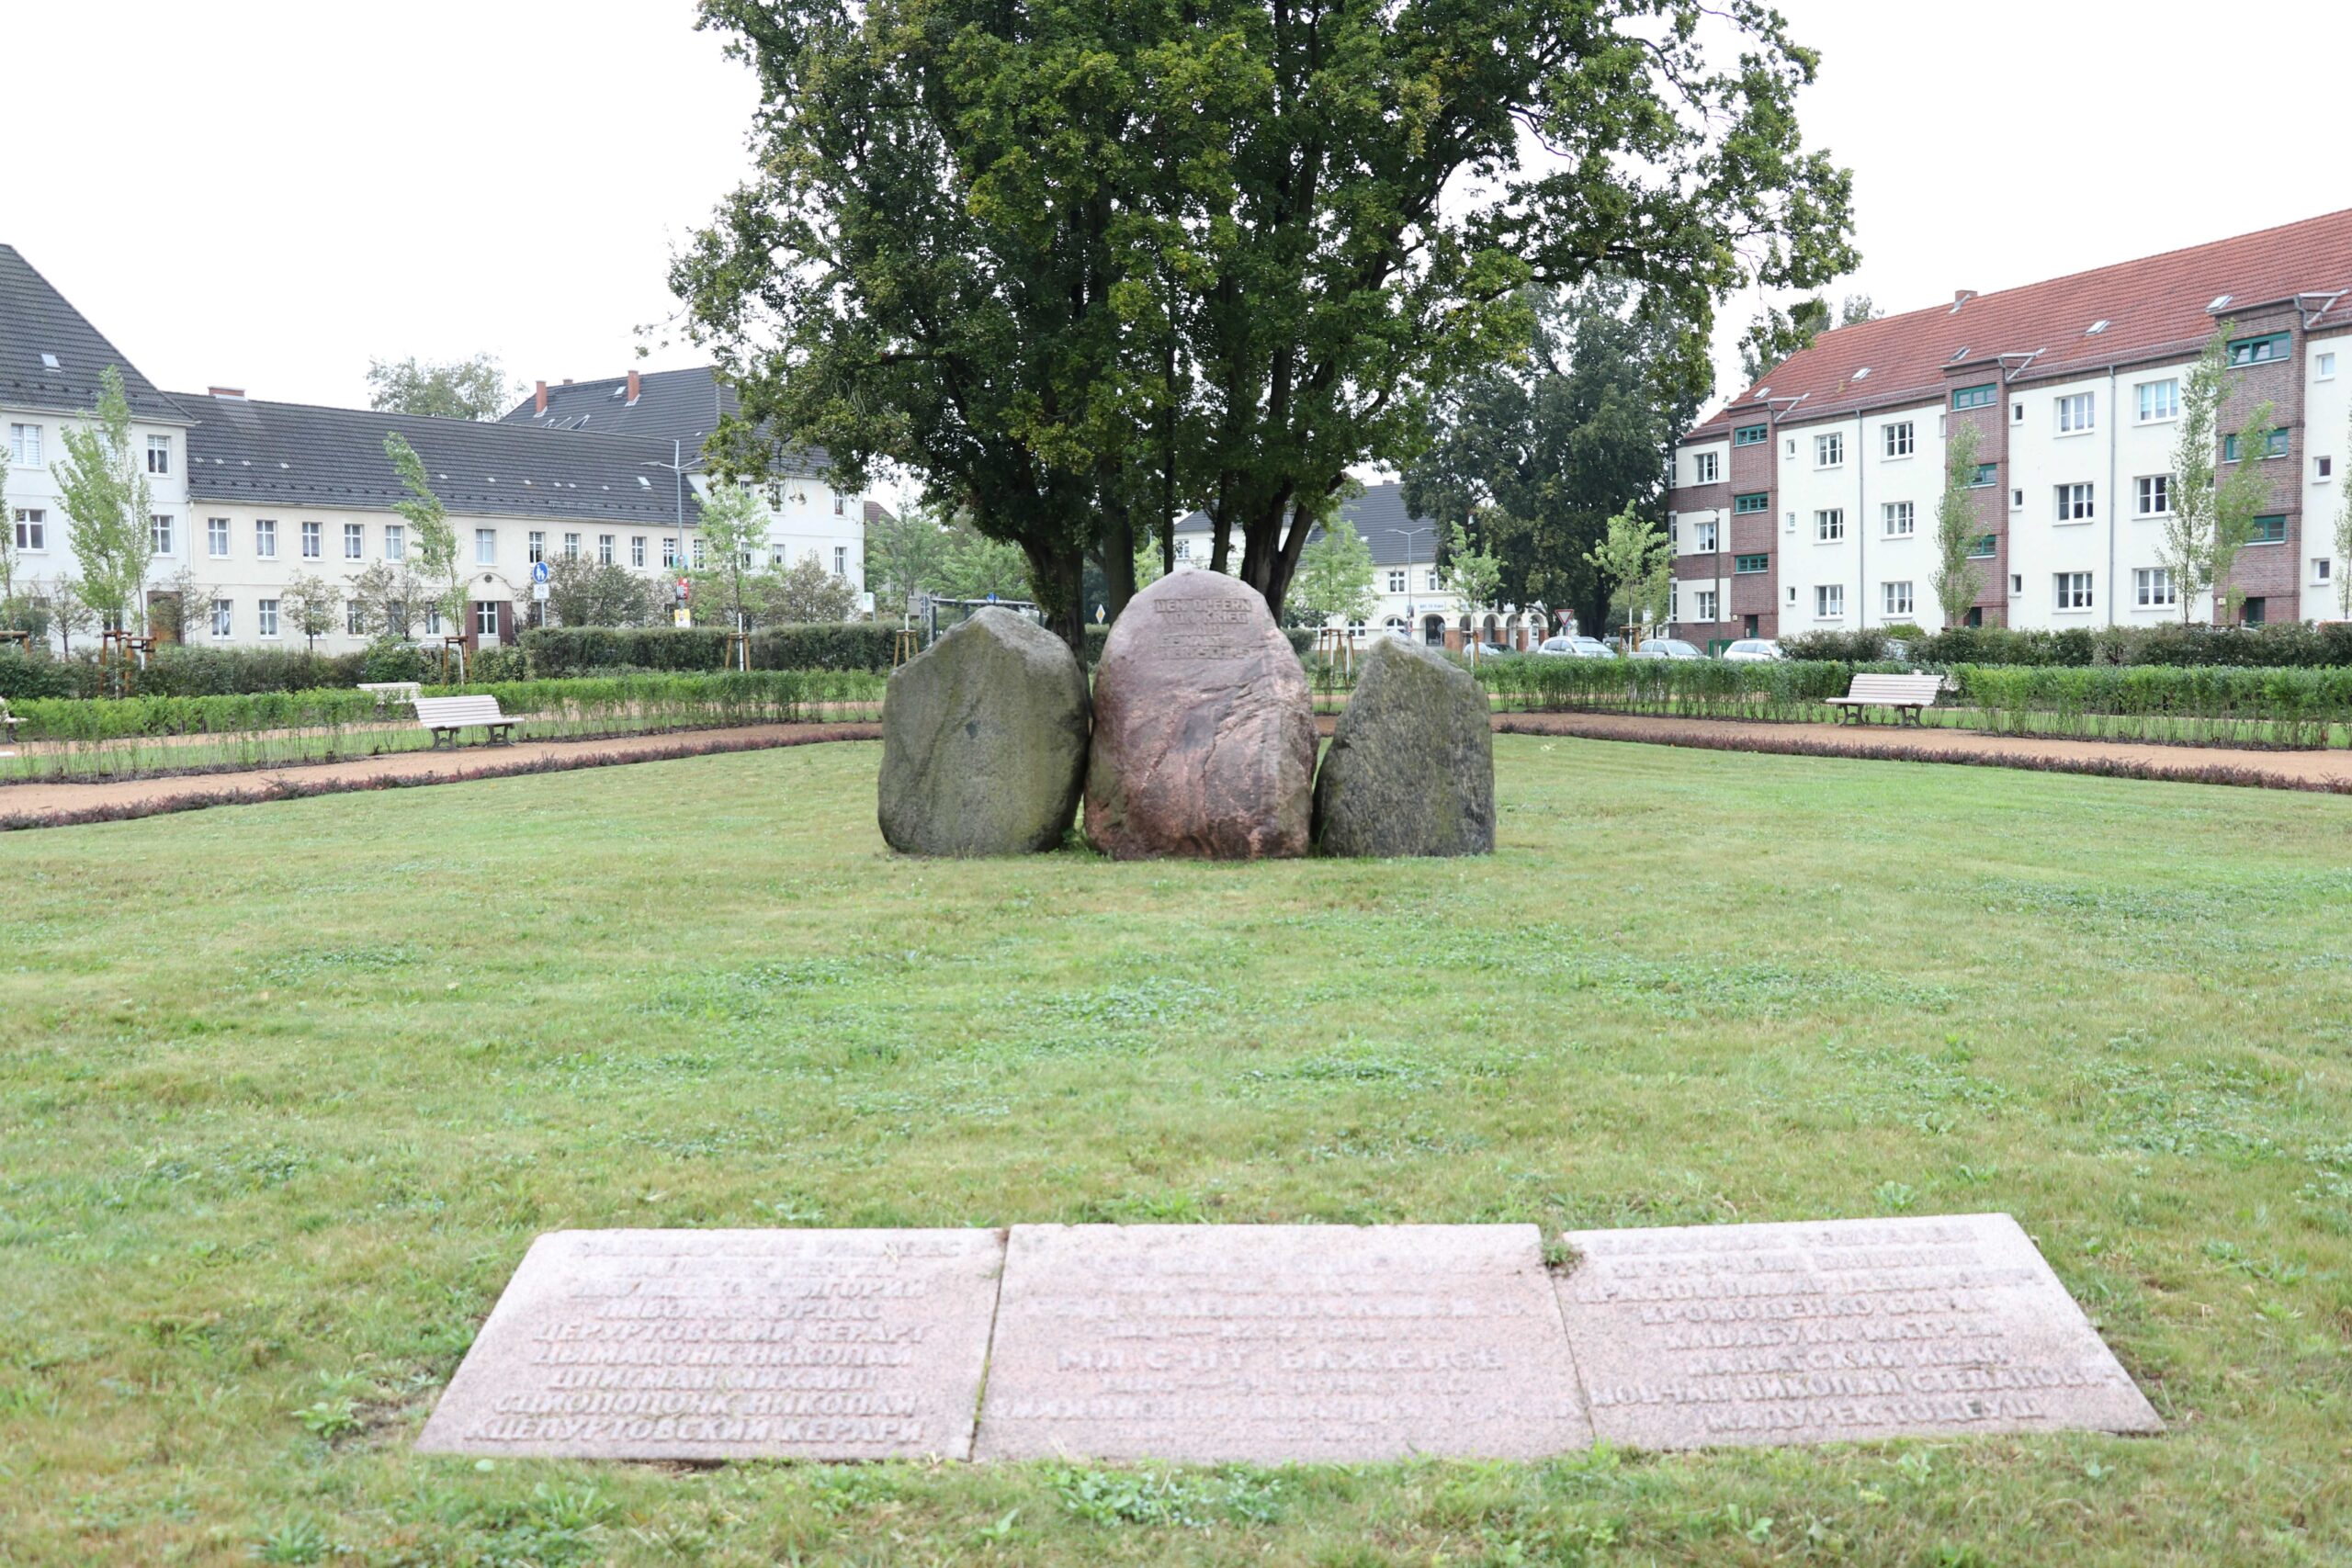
[877,609,1091,855]
[1312,635,1495,857]
[1083,571,1316,860]
[417,1229,1005,1461]
[973,1224,1591,1462]
[1552,1213,2163,1450]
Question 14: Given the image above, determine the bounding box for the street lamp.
[1389,525,1433,646]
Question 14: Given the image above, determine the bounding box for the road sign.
[531,561,550,584]
[532,583,549,603]
[676,578,692,601]
[673,606,691,628]
[987,592,998,604]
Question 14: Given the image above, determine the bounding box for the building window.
[1387,570,1406,593]
[1733,492,1770,514]
[1734,423,1768,446]
[7,423,41,466]
[1967,534,1997,558]
[476,601,500,637]
[562,532,581,559]
[2135,379,2180,422]
[2136,475,2173,516]
[1734,552,1769,574]
[150,514,174,555]
[662,537,679,568]
[2055,393,2095,434]
[2319,353,2337,380]
[692,538,706,569]
[345,600,364,636]
[13,509,45,551]
[300,520,322,558]
[2054,572,2095,612]
[2244,597,2267,626]
[2055,483,2096,522]
[1883,581,1915,617]
[344,523,364,559]
[1883,502,1915,537]
[2312,557,2332,587]
[385,524,405,561]
[1883,422,1915,458]
[598,534,615,565]
[1815,583,1845,619]
[257,598,280,637]
[476,528,497,565]
[834,546,848,578]
[1969,463,1997,488]
[1814,509,1844,542]
[2223,429,2290,462]
[1951,383,1997,411]
[2134,567,2177,608]
[210,598,232,637]
[1690,520,1718,552]
[424,607,442,636]
[631,536,647,568]
[255,519,277,558]
[2317,456,2334,481]
[1694,588,1718,621]
[1815,432,1844,468]
[1692,451,1719,484]
[2248,514,2288,545]
[527,531,545,564]
[834,494,847,515]
[146,435,172,475]
[2227,331,2290,367]
[206,516,230,557]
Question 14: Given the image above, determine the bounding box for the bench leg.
[432,728,453,750]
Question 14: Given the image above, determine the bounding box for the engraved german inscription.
[973,1224,1592,1462]
[1553,1214,2162,1449]
[418,1229,1004,1461]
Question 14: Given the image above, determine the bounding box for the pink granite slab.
[417,1229,1004,1461]
[973,1224,1592,1462]
[1553,1213,2163,1450]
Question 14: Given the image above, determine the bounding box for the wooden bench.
[0,699,21,748]
[413,694,516,748]
[1825,672,1944,726]
[357,680,423,712]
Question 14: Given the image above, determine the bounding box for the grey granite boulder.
[1312,635,1494,857]
[878,609,1091,855]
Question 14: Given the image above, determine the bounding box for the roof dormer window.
[1851,367,1871,381]
[2208,294,2233,311]
[39,353,60,369]
[2086,320,2110,335]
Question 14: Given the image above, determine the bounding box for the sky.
[7,0,2346,441]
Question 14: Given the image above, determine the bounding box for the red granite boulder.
[1083,570,1316,860]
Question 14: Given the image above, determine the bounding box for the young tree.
[348,560,426,639]
[2337,406,2352,619]
[41,574,97,655]
[1289,512,1379,631]
[278,573,342,651]
[934,525,1033,604]
[541,556,660,627]
[149,564,218,642]
[765,556,860,624]
[1442,519,1506,660]
[1583,506,1671,639]
[53,367,156,637]
[2163,327,2277,626]
[367,354,517,422]
[681,0,1856,644]
[1931,423,1985,629]
[692,479,769,635]
[383,433,467,669]
[864,502,952,616]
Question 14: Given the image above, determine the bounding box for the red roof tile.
[1690,208,2352,436]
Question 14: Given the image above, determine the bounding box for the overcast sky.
[8,0,2345,434]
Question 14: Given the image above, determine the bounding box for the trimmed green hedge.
[0,645,369,701]
[520,621,1312,676]
[1951,663,2352,746]
[1783,620,2352,670]
[1474,655,1873,716]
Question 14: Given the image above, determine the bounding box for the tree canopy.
[367,355,518,422]
[679,0,1854,645]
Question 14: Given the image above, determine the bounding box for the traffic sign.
[531,561,550,584]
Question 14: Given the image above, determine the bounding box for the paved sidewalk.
[1494,710,2352,791]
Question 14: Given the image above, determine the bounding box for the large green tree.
[1736,291,1876,385]
[678,0,1853,646]
[367,355,518,422]
[1403,280,1704,633]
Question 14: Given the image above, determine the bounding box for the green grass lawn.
[3,737,2348,1566]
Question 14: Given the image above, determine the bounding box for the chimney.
[626,369,642,405]
[208,386,246,400]
[534,380,548,414]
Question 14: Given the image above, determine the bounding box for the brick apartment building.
[1666,209,2352,644]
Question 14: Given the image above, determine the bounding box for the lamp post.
[1390,525,1433,646]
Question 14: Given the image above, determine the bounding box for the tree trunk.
[1102,482,1136,624]
[1026,541,1087,653]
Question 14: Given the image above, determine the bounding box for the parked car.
[1722,637,1785,662]
[1631,637,1707,660]
[1537,635,1613,660]
[1462,641,1511,660]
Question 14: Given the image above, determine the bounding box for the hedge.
[519,620,1313,676]
[1782,620,2352,670]
[0,645,368,701]
[1473,655,1875,718]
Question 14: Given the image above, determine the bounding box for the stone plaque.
[973,1224,1592,1463]
[1553,1213,2162,1450]
[418,1229,1005,1461]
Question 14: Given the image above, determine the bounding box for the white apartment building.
[1668,209,2352,642]
[2,245,865,652]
